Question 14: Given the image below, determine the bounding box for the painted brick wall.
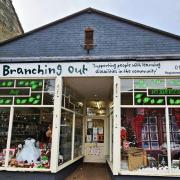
[0,11,180,57]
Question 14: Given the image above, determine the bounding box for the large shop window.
[58,83,84,166]
[0,79,55,170]
[120,78,180,174]
[59,109,73,164]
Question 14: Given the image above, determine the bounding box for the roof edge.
[0,7,180,46]
[0,54,180,63]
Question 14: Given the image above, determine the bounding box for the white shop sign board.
[0,61,180,77]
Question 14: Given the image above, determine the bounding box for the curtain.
[133,114,144,147]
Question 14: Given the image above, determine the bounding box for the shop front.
[0,60,179,179]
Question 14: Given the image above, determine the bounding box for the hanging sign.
[0,61,180,77]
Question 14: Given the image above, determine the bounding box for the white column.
[5,106,14,168]
[109,108,112,162]
[50,77,62,173]
[113,76,120,175]
[165,107,172,172]
[71,112,75,160]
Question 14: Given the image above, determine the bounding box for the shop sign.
[148,89,180,95]
[0,61,180,77]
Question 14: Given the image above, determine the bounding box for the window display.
[0,108,10,167]
[0,78,55,169]
[74,114,83,158]
[9,107,53,169]
[120,78,180,174]
[121,108,168,172]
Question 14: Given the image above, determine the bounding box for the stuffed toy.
[16,138,40,163]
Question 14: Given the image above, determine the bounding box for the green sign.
[0,98,13,105]
[0,88,30,96]
[0,80,14,87]
[149,89,180,95]
[16,79,43,91]
[167,97,180,105]
[15,93,42,105]
[135,93,165,105]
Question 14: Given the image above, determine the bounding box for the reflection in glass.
[0,108,10,167]
[74,114,83,158]
[9,107,53,169]
[120,79,133,91]
[44,80,55,91]
[59,109,73,165]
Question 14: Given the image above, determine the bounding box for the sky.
[12,0,180,35]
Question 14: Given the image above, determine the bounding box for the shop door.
[84,117,106,163]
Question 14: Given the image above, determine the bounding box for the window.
[84,27,94,50]
[142,116,159,150]
[0,78,55,170]
[120,78,180,174]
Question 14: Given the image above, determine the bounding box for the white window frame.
[119,77,180,176]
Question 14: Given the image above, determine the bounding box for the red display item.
[121,127,127,141]
[133,114,144,147]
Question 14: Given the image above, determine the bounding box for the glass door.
[84,116,105,163]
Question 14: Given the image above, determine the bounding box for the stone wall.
[0,0,23,42]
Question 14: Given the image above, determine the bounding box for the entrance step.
[65,163,111,180]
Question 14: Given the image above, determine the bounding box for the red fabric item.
[133,114,144,147]
[175,113,180,128]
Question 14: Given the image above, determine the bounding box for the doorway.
[63,77,113,163]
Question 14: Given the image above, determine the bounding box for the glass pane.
[134,79,165,89]
[151,142,159,150]
[43,92,54,105]
[142,132,149,141]
[0,108,10,167]
[120,79,133,91]
[149,117,157,124]
[150,125,157,132]
[121,92,133,105]
[59,109,73,165]
[74,114,83,158]
[166,79,180,89]
[169,108,180,172]
[9,107,53,169]
[121,108,168,172]
[150,133,158,141]
[44,80,55,91]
